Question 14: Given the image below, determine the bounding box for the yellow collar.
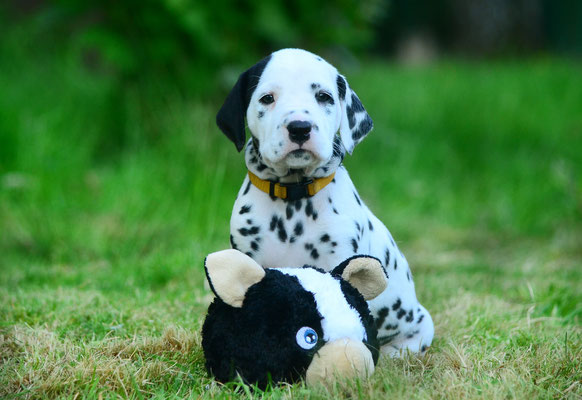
[248,170,335,201]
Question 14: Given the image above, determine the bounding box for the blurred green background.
[1,1,581,398]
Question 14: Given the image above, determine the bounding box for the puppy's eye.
[259,94,275,105]
[296,326,318,350]
[315,91,333,104]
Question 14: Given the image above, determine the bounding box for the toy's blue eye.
[296,327,318,350]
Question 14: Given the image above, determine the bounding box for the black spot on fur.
[375,307,389,329]
[305,200,316,220]
[252,136,260,150]
[417,314,425,324]
[333,208,339,214]
[246,219,252,225]
[352,115,373,141]
[394,259,398,270]
[385,323,399,330]
[269,215,278,231]
[286,204,294,220]
[320,234,330,242]
[336,75,346,101]
[276,219,287,242]
[392,299,401,311]
[258,111,264,119]
[347,105,356,130]
[405,310,414,323]
[230,235,238,250]
[397,309,406,319]
[256,163,268,172]
[243,181,252,195]
[407,270,411,281]
[350,93,366,113]
[294,200,302,211]
[251,241,259,251]
[351,238,358,252]
[331,241,337,247]
[368,220,374,231]
[294,222,303,236]
[384,248,390,268]
[378,331,400,346]
[311,83,320,90]
[328,197,332,204]
[245,251,253,258]
[353,191,361,206]
[239,226,260,236]
[310,248,319,259]
[421,345,427,352]
[304,243,313,250]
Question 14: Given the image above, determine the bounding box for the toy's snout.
[305,338,375,386]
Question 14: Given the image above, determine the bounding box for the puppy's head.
[217,49,373,177]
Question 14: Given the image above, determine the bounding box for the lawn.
[1,29,581,398]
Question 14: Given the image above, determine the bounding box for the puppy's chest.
[231,187,367,269]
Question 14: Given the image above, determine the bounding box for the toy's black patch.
[338,279,380,364]
[202,269,324,388]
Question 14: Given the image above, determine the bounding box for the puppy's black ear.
[216,55,272,152]
[337,74,373,154]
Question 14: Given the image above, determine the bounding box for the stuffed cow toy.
[201,249,388,387]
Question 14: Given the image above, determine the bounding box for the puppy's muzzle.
[287,120,311,146]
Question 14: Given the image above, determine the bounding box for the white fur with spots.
[224,49,434,356]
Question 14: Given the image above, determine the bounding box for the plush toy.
[201,249,388,387]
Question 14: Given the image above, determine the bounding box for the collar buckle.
[279,180,313,201]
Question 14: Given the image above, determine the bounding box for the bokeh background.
[1,1,581,398]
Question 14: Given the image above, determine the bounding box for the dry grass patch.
[1,325,206,398]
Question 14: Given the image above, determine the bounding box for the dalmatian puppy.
[216,48,434,356]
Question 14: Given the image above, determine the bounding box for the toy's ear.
[332,255,387,300]
[204,249,266,307]
[337,74,373,155]
[216,55,272,152]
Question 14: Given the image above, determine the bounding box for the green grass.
[1,27,581,398]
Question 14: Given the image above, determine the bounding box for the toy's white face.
[280,267,367,343]
[246,49,342,174]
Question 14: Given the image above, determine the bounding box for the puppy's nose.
[287,120,311,145]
